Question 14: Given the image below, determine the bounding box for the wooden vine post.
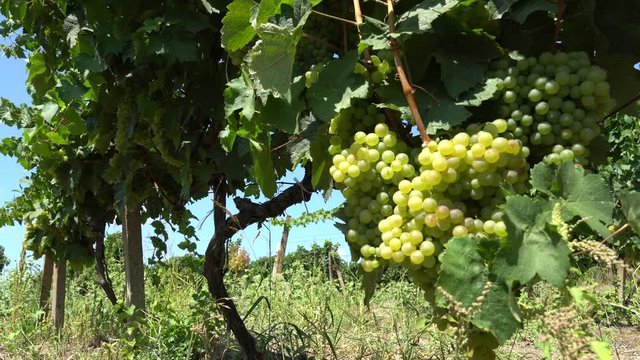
[51,259,66,332]
[123,204,145,316]
[38,255,53,318]
[272,215,292,277]
[330,249,345,290]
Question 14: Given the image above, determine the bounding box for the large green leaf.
[529,163,615,236]
[360,267,383,306]
[261,76,305,133]
[557,163,614,236]
[307,52,369,121]
[529,162,555,196]
[620,191,640,234]
[436,51,485,99]
[494,196,570,287]
[249,133,277,197]
[396,0,459,35]
[224,75,256,120]
[310,131,330,189]
[472,283,520,344]
[509,0,557,24]
[221,0,258,52]
[439,237,490,308]
[247,21,301,102]
[438,237,520,344]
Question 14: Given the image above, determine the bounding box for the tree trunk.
[272,216,292,277]
[88,214,117,305]
[95,224,118,306]
[123,204,145,316]
[204,178,260,359]
[203,168,314,360]
[39,255,54,317]
[52,260,66,332]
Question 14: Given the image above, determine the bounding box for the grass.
[0,254,638,360]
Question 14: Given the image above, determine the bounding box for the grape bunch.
[490,51,614,165]
[328,104,530,289]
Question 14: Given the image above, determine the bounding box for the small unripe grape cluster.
[354,55,392,84]
[304,63,324,88]
[490,51,614,166]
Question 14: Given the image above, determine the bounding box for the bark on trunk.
[123,204,145,315]
[203,168,314,359]
[272,216,292,277]
[52,260,66,332]
[39,255,54,317]
[204,178,260,359]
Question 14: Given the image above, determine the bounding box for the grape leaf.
[485,0,520,18]
[509,0,557,24]
[396,0,459,36]
[425,97,471,134]
[436,51,485,98]
[359,16,389,51]
[261,76,305,133]
[247,21,301,102]
[308,51,369,121]
[360,267,383,306]
[310,131,330,189]
[494,196,570,287]
[473,283,521,344]
[556,162,614,236]
[224,75,256,120]
[221,0,258,52]
[456,78,501,107]
[529,163,614,236]
[249,133,277,197]
[529,162,554,196]
[438,237,520,344]
[620,191,640,235]
[438,236,490,308]
[589,341,613,360]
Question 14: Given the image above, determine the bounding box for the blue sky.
[0,54,347,269]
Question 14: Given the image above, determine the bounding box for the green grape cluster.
[328,104,530,289]
[304,63,324,88]
[354,55,392,84]
[328,102,390,155]
[490,51,614,165]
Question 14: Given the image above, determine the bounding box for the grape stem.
[352,0,371,62]
[385,0,431,145]
[552,0,566,51]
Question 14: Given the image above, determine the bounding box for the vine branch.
[385,0,431,145]
[352,0,371,62]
